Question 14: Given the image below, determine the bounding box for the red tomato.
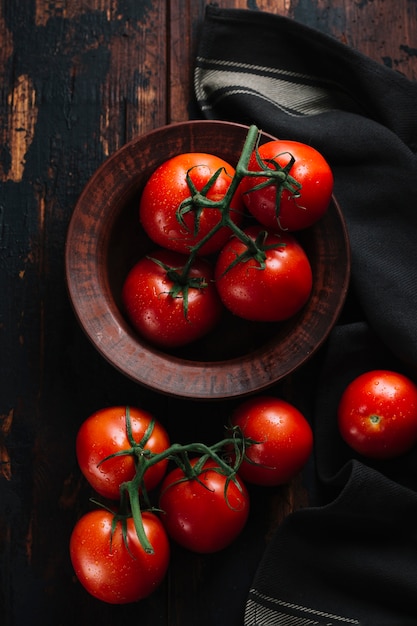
[230,396,313,486]
[159,457,249,553]
[214,226,312,322]
[76,406,170,500]
[240,139,333,231]
[139,152,243,255]
[338,370,417,459]
[70,509,170,604]
[122,249,223,348]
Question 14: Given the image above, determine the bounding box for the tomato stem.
[124,480,155,554]
[150,125,297,314]
[105,409,255,552]
[369,414,381,425]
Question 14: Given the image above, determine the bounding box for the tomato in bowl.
[65,120,350,399]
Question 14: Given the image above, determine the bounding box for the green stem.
[96,414,255,555]
[177,125,271,281]
[147,125,299,313]
[124,480,154,554]
[120,436,250,551]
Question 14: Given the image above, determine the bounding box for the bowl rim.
[65,120,351,400]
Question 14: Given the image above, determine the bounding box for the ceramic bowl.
[65,120,350,399]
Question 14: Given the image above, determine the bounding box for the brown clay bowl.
[65,120,350,400]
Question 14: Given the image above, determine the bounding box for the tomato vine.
[146,124,299,315]
[95,407,253,554]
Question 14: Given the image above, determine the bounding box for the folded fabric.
[245,459,417,626]
[194,5,417,625]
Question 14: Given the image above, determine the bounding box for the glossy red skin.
[338,370,417,459]
[122,249,223,348]
[70,510,170,604]
[240,140,333,231]
[231,396,313,486]
[159,458,250,553]
[76,406,170,500]
[214,226,313,322]
[139,152,243,255]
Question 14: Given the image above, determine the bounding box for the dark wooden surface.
[1,2,416,625]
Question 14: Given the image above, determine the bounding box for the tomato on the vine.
[122,248,223,348]
[239,139,333,231]
[70,509,170,604]
[76,406,170,500]
[338,370,417,459]
[139,152,243,256]
[215,225,312,322]
[159,457,249,553]
[230,396,313,486]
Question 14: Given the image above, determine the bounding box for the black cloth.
[194,6,417,625]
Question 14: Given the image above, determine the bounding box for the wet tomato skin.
[338,370,417,459]
[239,139,333,232]
[122,249,223,348]
[215,226,312,322]
[76,406,170,500]
[139,152,243,256]
[159,457,249,553]
[230,396,313,486]
[70,509,170,604]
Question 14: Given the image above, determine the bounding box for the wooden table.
[1,2,416,624]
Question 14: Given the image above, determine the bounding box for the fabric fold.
[246,460,417,626]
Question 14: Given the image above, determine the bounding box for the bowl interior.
[65,121,350,399]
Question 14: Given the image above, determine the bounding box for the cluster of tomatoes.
[69,122,417,607]
[69,396,313,604]
[121,126,334,349]
[69,369,417,604]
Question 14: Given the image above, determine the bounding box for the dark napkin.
[194,5,417,625]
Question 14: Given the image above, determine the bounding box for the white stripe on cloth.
[194,56,350,117]
[245,589,361,625]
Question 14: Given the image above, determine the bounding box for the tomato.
[76,406,170,500]
[214,225,312,322]
[70,509,170,604]
[230,396,313,486]
[158,457,249,553]
[139,152,243,255]
[338,370,417,459]
[122,249,223,348]
[240,139,333,231]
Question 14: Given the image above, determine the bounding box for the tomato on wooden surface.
[338,370,417,459]
[122,249,223,348]
[76,406,170,500]
[70,509,170,604]
[230,396,313,486]
[240,139,333,231]
[139,152,243,256]
[214,225,312,322]
[159,457,249,553]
